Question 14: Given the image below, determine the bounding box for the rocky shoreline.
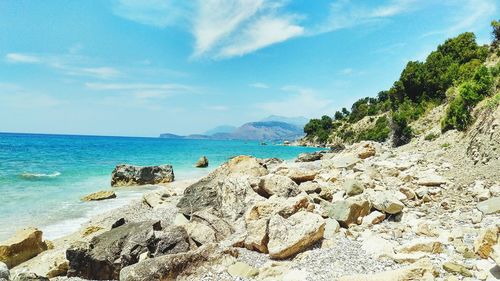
[1,137,499,280]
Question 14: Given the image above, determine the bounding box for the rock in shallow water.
[80,190,116,201]
[195,156,209,168]
[111,164,174,187]
[0,228,48,268]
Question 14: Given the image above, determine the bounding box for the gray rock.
[477,197,500,214]
[255,174,300,198]
[66,222,189,280]
[370,191,405,214]
[195,156,209,168]
[177,156,267,216]
[0,262,8,280]
[111,164,174,187]
[119,244,218,281]
[326,199,371,227]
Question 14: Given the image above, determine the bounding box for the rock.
[471,180,491,201]
[111,164,174,187]
[344,179,364,196]
[11,272,48,281]
[370,191,405,214]
[214,176,265,221]
[362,211,386,226]
[81,226,104,237]
[256,174,300,198]
[173,213,189,226]
[66,222,190,280]
[195,156,209,168]
[177,156,267,215]
[45,255,69,278]
[296,152,322,162]
[0,262,8,280]
[398,238,444,254]
[416,172,447,186]
[323,154,361,169]
[0,228,48,268]
[323,218,340,240]
[267,211,325,259]
[474,227,498,259]
[276,163,319,184]
[299,181,322,194]
[491,243,500,267]
[111,218,126,228]
[119,244,217,281]
[338,258,436,281]
[476,197,500,214]
[227,262,259,278]
[442,262,472,277]
[80,190,116,201]
[326,198,371,227]
[357,143,376,159]
[185,210,233,245]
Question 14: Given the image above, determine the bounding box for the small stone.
[470,209,483,224]
[323,218,340,239]
[398,238,444,254]
[476,197,500,214]
[81,190,116,201]
[443,262,473,277]
[362,211,386,226]
[227,262,259,278]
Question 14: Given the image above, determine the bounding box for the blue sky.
[0,0,497,136]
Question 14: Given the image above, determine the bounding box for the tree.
[334,111,344,120]
[492,20,500,46]
[341,108,350,116]
[320,115,333,130]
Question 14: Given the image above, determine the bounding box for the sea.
[0,132,321,241]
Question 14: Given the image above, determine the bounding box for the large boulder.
[0,228,48,268]
[195,156,209,168]
[184,209,234,245]
[177,156,267,216]
[255,174,300,198]
[119,244,218,281]
[66,222,189,280]
[267,211,325,259]
[326,199,371,227]
[111,164,174,187]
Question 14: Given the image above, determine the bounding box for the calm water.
[0,133,320,240]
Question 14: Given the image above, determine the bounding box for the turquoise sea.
[0,133,320,241]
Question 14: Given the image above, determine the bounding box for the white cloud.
[256,86,337,118]
[112,0,192,28]
[85,82,196,101]
[217,15,303,58]
[0,83,63,109]
[250,82,270,89]
[80,67,120,79]
[5,53,41,64]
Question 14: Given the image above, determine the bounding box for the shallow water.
[0,133,321,240]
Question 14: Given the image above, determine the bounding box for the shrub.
[424,132,439,141]
[391,111,413,147]
[356,116,391,142]
[492,20,500,45]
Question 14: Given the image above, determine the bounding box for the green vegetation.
[424,132,439,141]
[304,22,499,147]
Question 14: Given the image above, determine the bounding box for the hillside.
[302,23,500,150]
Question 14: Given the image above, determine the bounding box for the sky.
[0,0,498,137]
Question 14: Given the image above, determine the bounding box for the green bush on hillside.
[391,110,413,147]
[356,116,391,142]
[441,66,494,131]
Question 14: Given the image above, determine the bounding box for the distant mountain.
[204,125,237,136]
[260,115,308,127]
[160,120,304,141]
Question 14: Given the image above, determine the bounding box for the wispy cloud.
[0,83,63,109]
[256,86,337,118]
[249,82,270,89]
[5,53,41,64]
[205,105,229,111]
[85,82,196,101]
[4,52,121,79]
[112,0,192,28]
[421,0,497,39]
